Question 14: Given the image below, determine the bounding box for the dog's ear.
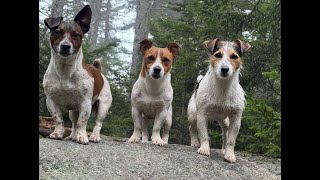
[167,43,180,59]
[235,39,251,56]
[44,17,63,30]
[74,5,92,34]
[139,39,153,54]
[203,38,220,54]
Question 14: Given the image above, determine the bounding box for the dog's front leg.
[224,112,242,163]
[151,110,167,146]
[161,105,172,145]
[128,107,142,143]
[74,101,92,145]
[197,112,210,156]
[46,98,65,140]
[141,114,150,143]
[188,99,200,148]
[65,110,79,140]
[218,117,229,154]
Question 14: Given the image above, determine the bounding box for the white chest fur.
[196,69,245,119]
[43,49,94,110]
[131,74,173,118]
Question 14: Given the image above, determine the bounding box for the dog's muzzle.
[151,66,162,79]
[59,42,72,57]
[220,65,229,77]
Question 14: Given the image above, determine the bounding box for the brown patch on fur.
[140,47,175,77]
[227,49,242,71]
[204,38,221,54]
[167,43,180,58]
[138,39,180,78]
[140,62,146,78]
[234,39,251,56]
[49,22,84,54]
[140,39,153,54]
[210,50,223,68]
[159,48,174,75]
[140,46,158,78]
[209,47,243,71]
[82,61,104,97]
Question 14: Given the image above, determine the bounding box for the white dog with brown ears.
[128,39,180,146]
[187,38,251,162]
[43,5,112,145]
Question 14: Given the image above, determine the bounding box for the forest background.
[39,0,281,158]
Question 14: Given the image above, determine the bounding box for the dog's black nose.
[221,67,229,74]
[153,66,161,74]
[61,44,71,52]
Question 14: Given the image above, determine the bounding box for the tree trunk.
[88,0,103,50]
[149,0,184,19]
[104,0,112,42]
[72,0,84,17]
[129,0,153,90]
[50,0,66,17]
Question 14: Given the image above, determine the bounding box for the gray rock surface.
[39,135,280,180]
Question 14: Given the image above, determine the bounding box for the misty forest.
[39,0,280,158]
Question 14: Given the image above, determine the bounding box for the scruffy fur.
[128,39,180,146]
[188,38,251,162]
[43,5,112,144]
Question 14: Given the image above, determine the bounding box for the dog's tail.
[93,57,102,71]
[197,75,204,83]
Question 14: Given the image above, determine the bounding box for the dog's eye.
[230,54,238,60]
[214,53,222,58]
[54,30,62,35]
[148,56,155,62]
[72,34,81,39]
[163,58,170,65]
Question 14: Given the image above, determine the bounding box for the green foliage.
[262,70,280,81]
[238,97,281,157]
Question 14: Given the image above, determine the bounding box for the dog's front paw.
[221,149,226,154]
[128,135,141,143]
[224,151,236,163]
[142,136,149,143]
[161,137,169,145]
[191,139,200,148]
[197,145,210,156]
[75,131,89,145]
[64,133,75,140]
[89,134,101,143]
[152,138,165,146]
[141,139,148,143]
[49,132,64,140]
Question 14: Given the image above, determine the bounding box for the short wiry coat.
[188,38,251,162]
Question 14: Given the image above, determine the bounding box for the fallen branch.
[39,116,92,138]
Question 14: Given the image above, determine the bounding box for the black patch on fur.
[194,78,203,97]
[233,43,242,57]
[93,60,101,71]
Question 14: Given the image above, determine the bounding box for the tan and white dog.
[43,5,112,145]
[128,39,180,146]
[188,38,251,162]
